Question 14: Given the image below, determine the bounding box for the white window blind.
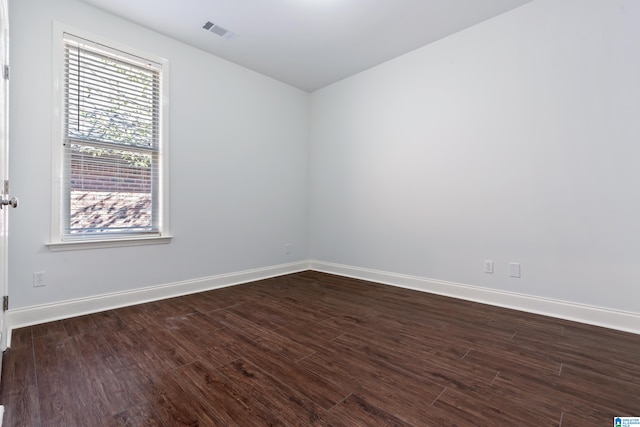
[62,33,163,240]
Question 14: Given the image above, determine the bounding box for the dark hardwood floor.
[1,271,639,426]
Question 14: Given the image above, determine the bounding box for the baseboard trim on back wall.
[6,260,311,346]
[309,260,640,335]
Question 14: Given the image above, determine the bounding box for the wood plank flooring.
[1,271,639,426]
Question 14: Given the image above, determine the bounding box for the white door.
[0,0,11,355]
[0,5,10,422]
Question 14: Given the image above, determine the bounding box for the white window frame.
[48,22,171,251]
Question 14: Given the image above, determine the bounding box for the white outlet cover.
[33,272,46,287]
[510,263,521,278]
[484,260,494,274]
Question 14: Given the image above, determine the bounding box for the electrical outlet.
[484,260,494,274]
[285,243,291,254]
[510,262,521,278]
[33,271,46,287]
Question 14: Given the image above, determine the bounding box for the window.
[50,25,170,250]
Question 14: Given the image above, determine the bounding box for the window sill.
[46,235,173,252]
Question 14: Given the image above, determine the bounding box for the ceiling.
[77,0,534,92]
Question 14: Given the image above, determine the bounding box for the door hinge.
[3,65,8,80]
[2,296,7,311]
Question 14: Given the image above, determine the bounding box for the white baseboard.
[8,259,639,346]
[7,260,310,345]
[309,260,640,335]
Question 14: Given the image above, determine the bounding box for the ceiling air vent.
[202,21,237,40]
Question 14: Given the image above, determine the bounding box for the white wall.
[310,0,640,314]
[8,0,309,310]
[8,0,640,330]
